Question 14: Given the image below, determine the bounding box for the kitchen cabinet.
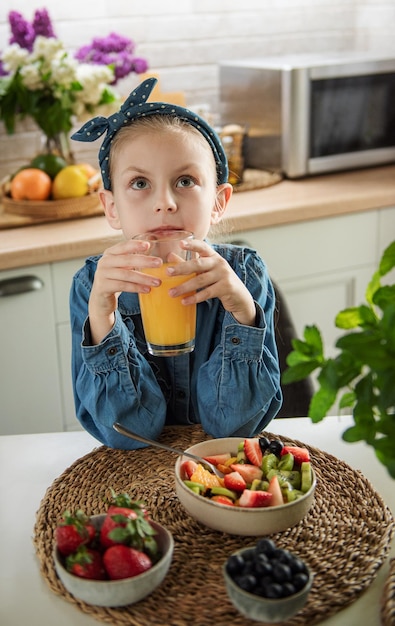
[0,264,63,435]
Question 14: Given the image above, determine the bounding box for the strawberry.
[66,546,106,580]
[103,545,152,580]
[100,506,139,548]
[180,459,199,480]
[100,506,159,562]
[238,489,272,508]
[281,446,310,466]
[224,470,247,492]
[267,475,284,507]
[55,510,96,556]
[244,438,263,467]
[203,453,231,465]
[230,463,263,484]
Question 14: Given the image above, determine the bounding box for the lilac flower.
[8,11,35,51]
[75,32,148,85]
[32,8,56,39]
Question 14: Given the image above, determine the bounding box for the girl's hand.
[88,239,162,344]
[168,239,257,327]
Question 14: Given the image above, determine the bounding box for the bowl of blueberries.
[223,538,313,623]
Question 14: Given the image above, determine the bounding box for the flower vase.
[40,132,75,164]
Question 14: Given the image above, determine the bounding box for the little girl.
[70,77,282,449]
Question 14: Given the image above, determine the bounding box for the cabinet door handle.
[0,275,44,297]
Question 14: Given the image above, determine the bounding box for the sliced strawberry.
[244,438,263,467]
[267,475,284,507]
[66,546,106,580]
[238,489,272,508]
[203,453,231,465]
[211,495,235,506]
[281,446,310,465]
[103,545,152,580]
[230,463,263,484]
[180,460,199,480]
[224,470,247,492]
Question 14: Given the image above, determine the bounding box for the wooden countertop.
[1,165,394,271]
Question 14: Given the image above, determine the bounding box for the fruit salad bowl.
[53,514,174,607]
[174,437,316,536]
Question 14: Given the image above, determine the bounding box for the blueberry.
[235,574,257,593]
[289,556,307,574]
[272,562,292,583]
[263,582,283,599]
[281,582,297,597]
[277,549,294,565]
[268,439,284,456]
[293,572,309,591]
[258,436,270,453]
[255,538,276,557]
[254,554,273,576]
[226,554,245,576]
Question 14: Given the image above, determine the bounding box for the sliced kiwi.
[261,453,279,476]
[301,461,313,493]
[278,452,295,472]
[184,480,205,494]
[210,486,238,501]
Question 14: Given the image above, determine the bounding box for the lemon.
[52,165,89,199]
[30,154,68,179]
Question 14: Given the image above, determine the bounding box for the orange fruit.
[76,162,97,178]
[75,162,101,191]
[10,168,52,201]
[190,464,222,490]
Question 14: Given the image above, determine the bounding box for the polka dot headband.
[71,77,228,190]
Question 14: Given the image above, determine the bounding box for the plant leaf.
[379,240,395,276]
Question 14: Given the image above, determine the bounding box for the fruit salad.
[180,437,313,508]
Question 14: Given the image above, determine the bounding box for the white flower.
[30,36,64,63]
[1,44,29,73]
[19,63,43,90]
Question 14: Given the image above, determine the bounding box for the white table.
[0,415,393,626]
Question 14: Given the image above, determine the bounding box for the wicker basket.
[2,192,102,220]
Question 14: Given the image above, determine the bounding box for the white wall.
[1,0,394,180]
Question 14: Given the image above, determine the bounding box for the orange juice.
[139,264,196,354]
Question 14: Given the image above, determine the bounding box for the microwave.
[219,53,395,178]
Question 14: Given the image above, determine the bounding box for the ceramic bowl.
[53,515,174,607]
[174,437,316,536]
[223,545,313,623]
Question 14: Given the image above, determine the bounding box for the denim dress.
[70,242,282,449]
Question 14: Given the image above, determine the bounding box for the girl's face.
[100,125,232,241]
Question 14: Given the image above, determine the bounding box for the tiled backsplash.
[1,0,394,181]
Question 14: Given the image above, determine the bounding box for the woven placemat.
[381,558,395,626]
[33,425,394,626]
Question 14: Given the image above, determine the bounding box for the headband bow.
[71,77,228,190]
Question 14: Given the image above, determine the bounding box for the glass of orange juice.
[133,230,197,356]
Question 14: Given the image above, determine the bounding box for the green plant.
[282,240,395,478]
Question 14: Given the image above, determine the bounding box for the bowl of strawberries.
[53,492,174,607]
[174,436,316,536]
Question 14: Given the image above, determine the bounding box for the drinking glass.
[133,230,196,356]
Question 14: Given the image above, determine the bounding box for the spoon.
[113,422,224,478]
